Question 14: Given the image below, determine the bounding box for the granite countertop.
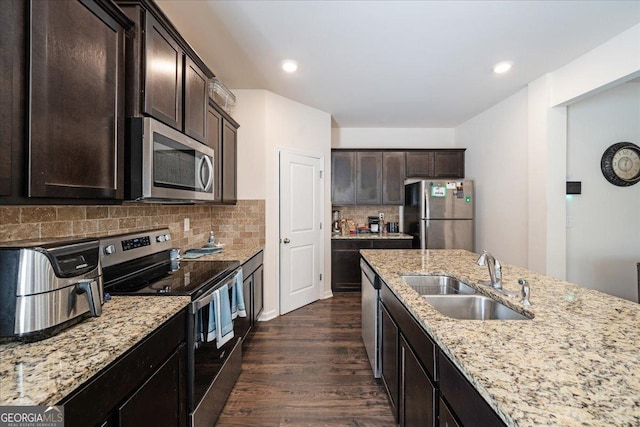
[332,233,413,240]
[182,244,263,263]
[0,296,190,406]
[360,249,640,427]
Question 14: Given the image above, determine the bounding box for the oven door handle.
[189,268,241,314]
[191,291,214,314]
[198,155,214,192]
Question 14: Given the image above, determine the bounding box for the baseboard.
[257,308,278,322]
[321,290,334,300]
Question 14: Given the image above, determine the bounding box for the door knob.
[283,238,290,244]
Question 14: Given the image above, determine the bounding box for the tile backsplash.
[0,200,265,250]
[332,205,400,228]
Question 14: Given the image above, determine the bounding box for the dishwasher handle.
[360,259,379,289]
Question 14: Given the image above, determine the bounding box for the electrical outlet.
[184,218,190,231]
[378,212,384,221]
[566,216,573,228]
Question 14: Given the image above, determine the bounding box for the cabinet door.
[382,152,405,205]
[0,1,25,196]
[253,265,264,324]
[356,152,382,205]
[439,398,461,427]
[433,151,465,178]
[144,13,183,130]
[406,151,434,177]
[207,103,223,201]
[381,303,399,421]
[118,345,186,427]
[29,0,125,199]
[331,151,356,205]
[331,240,372,292]
[400,335,436,427]
[184,56,208,143]
[221,121,237,204]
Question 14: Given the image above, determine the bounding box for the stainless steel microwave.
[126,117,215,202]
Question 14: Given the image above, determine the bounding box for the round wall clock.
[600,142,640,187]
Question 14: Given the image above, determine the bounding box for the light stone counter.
[332,233,413,240]
[182,244,263,263]
[0,296,190,406]
[360,249,640,427]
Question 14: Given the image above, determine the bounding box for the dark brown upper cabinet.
[331,151,356,205]
[0,0,25,197]
[356,152,382,205]
[118,0,213,144]
[405,149,465,178]
[207,100,238,204]
[184,57,209,143]
[331,150,408,206]
[143,12,183,131]
[28,0,131,199]
[382,152,405,205]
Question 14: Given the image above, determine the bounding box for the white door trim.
[276,146,325,315]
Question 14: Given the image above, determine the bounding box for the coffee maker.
[332,210,341,233]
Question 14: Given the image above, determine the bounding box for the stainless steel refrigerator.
[403,179,474,250]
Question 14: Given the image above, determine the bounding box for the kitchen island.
[361,249,640,427]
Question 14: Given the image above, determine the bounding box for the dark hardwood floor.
[215,292,396,427]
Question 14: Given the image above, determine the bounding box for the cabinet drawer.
[438,352,505,427]
[381,283,436,380]
[332,239,374,250]
[372,239,412,249]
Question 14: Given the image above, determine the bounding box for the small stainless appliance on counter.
[0,237,103,342]
[100,228,243,427]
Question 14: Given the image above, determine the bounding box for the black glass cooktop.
[104,259,241,299]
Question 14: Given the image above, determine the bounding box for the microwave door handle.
[198,155,214,192]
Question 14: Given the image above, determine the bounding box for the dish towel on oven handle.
[231,269,246,319]
[206,283,234,348]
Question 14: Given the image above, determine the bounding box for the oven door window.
[153,132,213,193]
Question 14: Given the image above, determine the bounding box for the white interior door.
[279,150,323,315]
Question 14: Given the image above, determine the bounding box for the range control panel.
[122,236,151,251]
[100,228,173,268]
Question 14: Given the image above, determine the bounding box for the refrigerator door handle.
[421,219,428,250]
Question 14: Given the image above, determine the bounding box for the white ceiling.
[156,0,640,128]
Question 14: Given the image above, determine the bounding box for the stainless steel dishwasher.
[361,258,381,378]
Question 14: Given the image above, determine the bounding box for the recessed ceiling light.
[493,61,513,74]
[282,60,298,73]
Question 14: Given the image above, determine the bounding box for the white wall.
[455,89,529,268]
[453,24,640,298]
[566,82,640,301]
[234,90,266,199]
[233,90,332,320]
[332,128,454,148]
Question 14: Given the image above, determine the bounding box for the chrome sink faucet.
[476,250,502,289]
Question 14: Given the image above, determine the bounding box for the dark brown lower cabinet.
[332,238,412,292]
[379,280,506,427]
[59,311,187,427]
[118,345,186,427]
[438,352,505,427]
[400,335,436,427]
[381,303,399,421]
[439,398,461,427]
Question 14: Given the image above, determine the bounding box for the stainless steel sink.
[423,295,531,320]
[402,275,477,295]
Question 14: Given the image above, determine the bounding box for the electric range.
[99,228,243,427]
